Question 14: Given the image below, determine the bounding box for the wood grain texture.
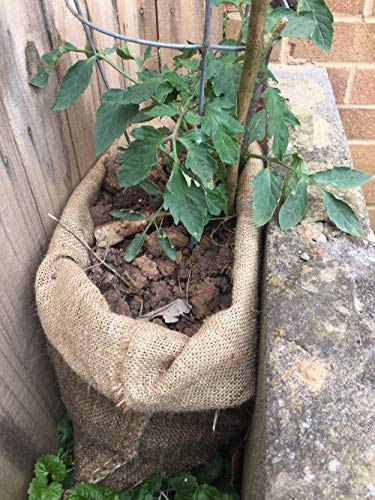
[0,1,223,497]
[156,0,223,66]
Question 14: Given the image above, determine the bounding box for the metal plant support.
[66,0,290,143]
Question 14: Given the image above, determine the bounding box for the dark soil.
[87,156,236,336]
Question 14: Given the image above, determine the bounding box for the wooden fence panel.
[0,1,222,497]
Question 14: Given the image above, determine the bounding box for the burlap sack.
[35,139,262,488]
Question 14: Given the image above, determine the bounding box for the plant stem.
[98,54,138,85]
[48,214,134,288]
[226,0,269,213]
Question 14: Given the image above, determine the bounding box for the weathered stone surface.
[243,67,375,499]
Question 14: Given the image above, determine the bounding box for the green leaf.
[57,413,74,453]
[169,472,199,500]
[131,474,162,500]
[139,179,162,195]
[124,233,145,262]
[34,454,67,483]
[193,456,224,485]
[212,0,242,11]
[179,137,218,188]
[110,209,146,221]
[193,484,223,500]
[163,166,208,240]
[28,477,63,500]
[206,186,227,216]
[118,76,162,105]
[202,100,243,164]
[141,103,178,119]
[266,8,316,40]
[279,178,308,230]
[156,228,177,261]
[252,168,283,226]
[30,42,78,87]
[247,109,266,144]
[298,0,334,52]
[185,112,202,125]
[262,86,300,159]
[207,54,242,104]
[94,102,139,154]
[284,154,309,198]
[321,189,363,237]
[67,482,119,499]
[52,57,96,110]
[311,167,372,188]
[116,42,134,60]
[117,126,166,186]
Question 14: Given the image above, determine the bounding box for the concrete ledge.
[243,67,375,499]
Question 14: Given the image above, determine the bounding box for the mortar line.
[338,103,375,109]
[270,61,375,70]
[333,13,364,23]
[348,139,375,145]
[344,68,357,104]
[279,38,290,64]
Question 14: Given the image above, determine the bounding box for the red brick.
[367,205,375,229]
[349,144,375,203]
[351,69,375,104]
[326,0,365,14]
[369,207,375,229]
[290,22,375,62]
[327,68,350,103]
[339,108,375,139]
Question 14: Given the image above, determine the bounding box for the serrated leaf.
[279,178,308,230]
[94,102,138,154]
[131,474,162,500]
[28,477,63,500]
[284,154,309,198]
[179,137,218,188]
[252,168,283,226]
[169,472,199,500]
[117,127,166,186]
[52,57,96,110]
[139,179,162,195]
[201,100,243,164]
[116,42,134,60]
[156,228,177,261]
[207,54,242,104]
[298,0,334,52]
[104,44,117,55]
[262,86,299,159]
[163,166,208,240]
[185,112,202,125]
[206,185,227,216]
[311,167,372,188]
[67,482,119,499]
[247,109,266,144]
[34,454,67,483]
[110,209,145,221]
[30,42,78,88]
[321,189,363,237]
[118,76,162,105]
[124,233,146,262]
[266,8,316,40]
[141,103,178,118]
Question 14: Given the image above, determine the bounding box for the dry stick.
[48,213,135,288]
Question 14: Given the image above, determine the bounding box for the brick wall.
[227,0,375,228]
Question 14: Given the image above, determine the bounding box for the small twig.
[212,409,219,433]
[139,298,144,317]
[83,262,102,272]
[186,267,192,302]
[48,214,135,288]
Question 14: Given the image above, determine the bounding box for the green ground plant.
[31,0,372,263]
[28,414,239,500]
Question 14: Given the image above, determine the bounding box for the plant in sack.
[31,0,371,495]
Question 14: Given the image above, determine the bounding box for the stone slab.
[243,67,375,499]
